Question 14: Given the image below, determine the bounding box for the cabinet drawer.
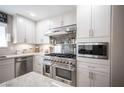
[0,59,14,65]
[77,61,110,73]
[77,57,110,66]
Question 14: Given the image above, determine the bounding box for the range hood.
[45,24,76,36]
[45,30,67,36]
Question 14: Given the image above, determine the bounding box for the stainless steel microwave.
[77,42,108,59]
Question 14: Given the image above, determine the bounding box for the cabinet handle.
[89,29,94,37]
[91,29,94,37]
[91,72,94,80]
[89,72,91,79]
[88,66,95,69]
[89,29,91,36]
[61,20,64,26]
[89,72,94,80]
[24,38,26,43]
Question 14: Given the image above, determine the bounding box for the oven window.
[56,68,71,80]
[45,65,50,73]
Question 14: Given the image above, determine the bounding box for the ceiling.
[0,5,76,21]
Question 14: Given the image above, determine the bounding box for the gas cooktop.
[45,53,76,59]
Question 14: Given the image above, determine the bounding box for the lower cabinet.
[92,71,109,87]
[77,62,110,87]
[33,55,43,74]
[77,68,91,87]
[0,59,15,83]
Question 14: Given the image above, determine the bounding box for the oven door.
[53,64,76,86]
[43,61,53,78]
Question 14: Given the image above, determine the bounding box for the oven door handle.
[53,64,75,71]
[55,76,73,83]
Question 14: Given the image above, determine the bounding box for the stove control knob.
[63,61,65,64]
[66,62,69,64]
[70,63,73,65]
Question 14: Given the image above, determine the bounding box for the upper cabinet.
[36,19,50,44]
[13,15,35,44]
[62,10,76,26]
[49,10,76,29]
[13,10,76,44]
[25,19,35,44]
[49,16,62,29]
[77,5,111,39]
[77,6,91,39]
[92,6,110,37]
[35,10,76,44]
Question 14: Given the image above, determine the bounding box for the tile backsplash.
[11,44,35,54]
[0,47,15,56]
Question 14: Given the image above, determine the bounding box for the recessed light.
[29,12,36,17]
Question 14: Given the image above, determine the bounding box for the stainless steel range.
[43,53,76,86]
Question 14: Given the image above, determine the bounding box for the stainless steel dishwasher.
[15,56,33,77]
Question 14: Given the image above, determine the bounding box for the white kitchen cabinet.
[77,67,91,87]
[0,59,15,83]
[33,55,43,74]
[36,20,49,44]
[62,11,76,26]
[92,71,109,87]
[92,6,110,37]
[49,16,62,29]
[14,15,26,43]
[49,11,76,28]
[77,61,110,87]
[77,6,91,38]
[77,5,110,39]
[13,15,35,44]
[25,19,35,44]
[35,21,41,44]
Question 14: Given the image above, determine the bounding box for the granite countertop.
[0,72,71,87]
[6,52,44,58]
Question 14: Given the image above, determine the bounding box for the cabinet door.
[16,16,26,43]
[36,20,49,44]
[77,6,91,39]
[0,59,14,83]
[92,6,110,37]
[77,67,91,87]
[36,21,42,44]
[13,15,35,43]
[92,71,110,87]
[62,11,76,26]
[33,55,43,74]
[25,19,35,44]
[50,16,62,28]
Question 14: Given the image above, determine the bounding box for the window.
[0,25,7,47]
